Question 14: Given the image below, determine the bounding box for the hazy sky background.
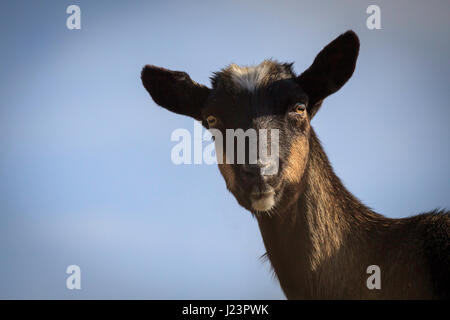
[0,0,449,299]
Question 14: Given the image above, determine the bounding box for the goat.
[141,30,449,299]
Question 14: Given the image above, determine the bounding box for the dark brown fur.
[258,130,448,299]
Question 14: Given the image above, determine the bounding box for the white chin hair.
[251,195,275,212]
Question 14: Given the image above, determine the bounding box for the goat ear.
[297,30,359,117]
[141,65,211,121]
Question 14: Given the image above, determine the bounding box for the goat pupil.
[296,104,305,112]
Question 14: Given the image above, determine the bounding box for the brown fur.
[218,163,235,191]
[258,130,437,299]
[283,132,309,184]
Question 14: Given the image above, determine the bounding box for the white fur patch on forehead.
[211,60,294,91]
[228,61,272,92]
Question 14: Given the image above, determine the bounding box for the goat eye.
[294,103,306,114]
[206,115,218,127]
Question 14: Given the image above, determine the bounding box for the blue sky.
[0,0,449,299]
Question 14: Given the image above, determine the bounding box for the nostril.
[259,161,270,169]
[241,165,259,177]
[260,161,278,176]
[242,160,278,177]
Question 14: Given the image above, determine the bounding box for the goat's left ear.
[141,65,211,121]
[297,30,359,117]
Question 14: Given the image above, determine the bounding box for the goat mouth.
[250,190,275,199]
[249,187,276,212]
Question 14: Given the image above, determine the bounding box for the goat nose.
[241,161,272,179]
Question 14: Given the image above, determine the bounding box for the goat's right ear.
[141,65,211,121]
